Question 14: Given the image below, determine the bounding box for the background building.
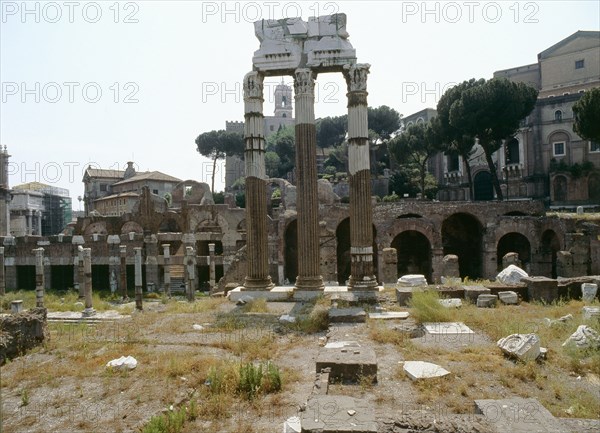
[225,82,295,190]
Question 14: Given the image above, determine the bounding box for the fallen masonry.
[316,346,377,383]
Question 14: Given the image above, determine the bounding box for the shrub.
[408,290,454,323]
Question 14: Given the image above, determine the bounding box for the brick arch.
[385,219,438,250]
[84,221,108,236]
[120,221,143,235]
[493,220,536,247]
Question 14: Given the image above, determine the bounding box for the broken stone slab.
[192,324,204,331]
[581,283,598,302]
[328,307,366,323]
[106,355,138,370]
[423,322,474,335]
[316,346,377,383]
[301,395,377,433]
[279,314,296,323]
[403,361,450,380]
[521,276,559,303]
[497,333,541,361]
[324,341,360,349]
[283,416,301,433]
[562,325,600,349]
[368,311,409,320]
[543,314,573,326]
[477,294,498,308]
[474,398,569,433]
[582,306,600,320]
[397,274,427,287]
[395,286,422,306]
[235,295,254,306]
[496,264,528,285]
[438,298,462,308]
[498,291,519,305]
[463,285,491,302]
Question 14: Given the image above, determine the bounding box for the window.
[153,189,159,195]
[447,154,459,172]
[554,110,562,122]
[553,141,566,156]
[591,141,600,153]
[282,113,287,118]
[506,138,520,164]
[100,184,107,192]
[575,59,584,69]
[270,125,274,131]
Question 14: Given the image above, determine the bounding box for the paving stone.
[328,307,366,323]
[498,291,519,305]
[301,395,377,433]
[316,346,377,383]
[477,294,498,308]
[497,333,541,361]
[423,322,474,335]
[403,361,450,380]
[368,312,409,320]
[474,398,569,433]
[324,341,360,349]
[283,416,301,433]
[464,285,491,302]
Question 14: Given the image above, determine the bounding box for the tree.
[448,78,538,200]
[195,130,244,193]
[437,79,485,199]
[264,151,281,178]
[266,125,295,178]
[368,105,402,140]
[573,87,600,143]
[389,119,443,198]
[316,115,347,156]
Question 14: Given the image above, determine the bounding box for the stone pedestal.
[344,64,377,291]
[162,244,171,297]
[33,248,45,308]
[242,71,274,291]
[185,246,196,302]
[442,254,460,278]
[82,248,95,316]
[293,68,324,292]
[380,247,397,284]
[134,247,143,311]
[0,246,5,295]
[208,243,216,289]
[119,245,128,300]
[144,234,159,292]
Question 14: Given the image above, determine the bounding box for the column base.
[294,276,325,291]
[242,276,275,291]
[347,275,379,291]
[82,307,96,317]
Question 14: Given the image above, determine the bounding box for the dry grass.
[0,290,116,312]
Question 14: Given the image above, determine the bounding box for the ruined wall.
[0,307,48,364]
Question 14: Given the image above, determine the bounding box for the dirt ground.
[0,293,599,433]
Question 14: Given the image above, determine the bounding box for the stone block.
[474,398,569,433]
[582,306,600,320]
[498,291,519,305]
[315,346,377,383]
[441,254,460,278]
[438,298,462,308]
[397,274,427,287]
[522,277,559,303]
[10,300,23,314]
[477,294,498,308]
[395,287,422,306]
[502,252,521,269]
[368,312,409,320]
[463,285,491,302]
[562,325,600,349]
[423,322,474,335]
[403,361,450,380]
[497,333,541,361]
[300,395,377,433]
[328,307,366,323]
[581,283,598,302]
[496,264,528,285]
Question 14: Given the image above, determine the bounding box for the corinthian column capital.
[294,68,316,95]
[243,71,264,99]
[344,63,370,93]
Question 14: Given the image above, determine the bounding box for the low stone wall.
[0,307,48,364]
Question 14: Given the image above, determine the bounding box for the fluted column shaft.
[294,68,324,291]
[120,245,128,300]
[345,64,377,291]
[243,71,274,290]
[33,248,45,307]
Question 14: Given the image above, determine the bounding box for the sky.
[1,0,599,209]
